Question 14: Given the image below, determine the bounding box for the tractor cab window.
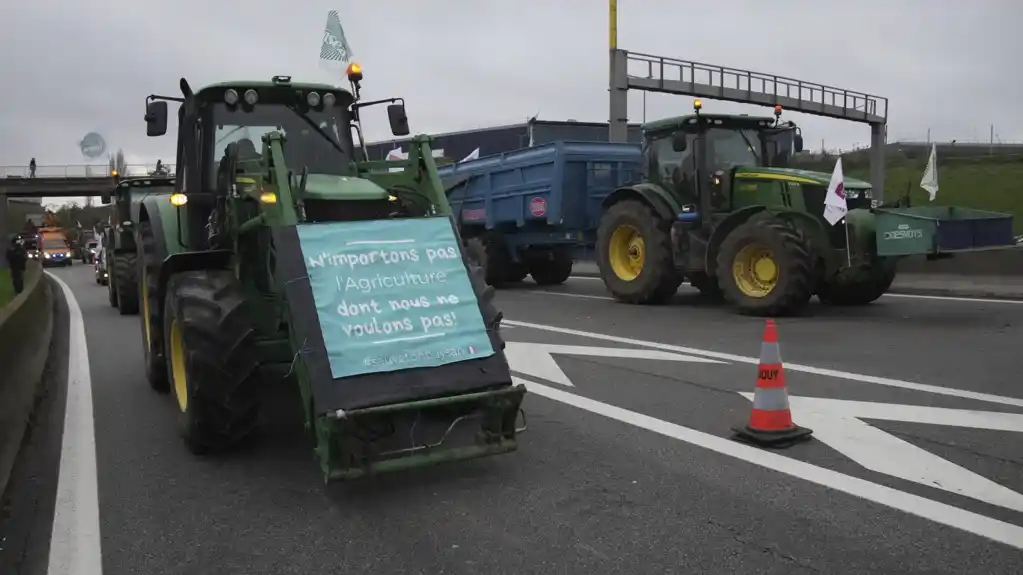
[644,130,697,200]
[704,127,761,171]
[208,98,356,186]
[762,128,797,167]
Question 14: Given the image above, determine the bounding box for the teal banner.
[297,217,496,379]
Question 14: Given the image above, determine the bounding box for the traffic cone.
[732,319,813,448]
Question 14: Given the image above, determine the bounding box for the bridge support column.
[869,122,887,203]
[609,49,629,144]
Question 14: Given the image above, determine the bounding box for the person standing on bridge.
[6,235,27,295]
[29,158,36,178]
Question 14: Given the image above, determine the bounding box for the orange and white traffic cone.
[733,319,813,448]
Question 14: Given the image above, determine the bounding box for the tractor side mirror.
[671,131,688,152]
[794,134,804,153]
[387,103,410,136]
[100,192,111,205]
[145,101,168,137]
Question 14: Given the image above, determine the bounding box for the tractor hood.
[301,174,390,201]
[735,167,872,190]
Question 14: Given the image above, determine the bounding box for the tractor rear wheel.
[817,265,897,306]
[596,200,681,304]
[716,218,815,316]
[115,253,140,315]
[528,248,573,286]
[137,221,169,393]
[163,269,261,455]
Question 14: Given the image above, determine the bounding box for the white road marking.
[45,272,103,575]
[742,393,1023,512]
[517,376,1023,550]
[503,319,1023,408]
[504,342,725,386]
[565,275,1023,305]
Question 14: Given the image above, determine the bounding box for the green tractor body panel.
[140,76,525,481]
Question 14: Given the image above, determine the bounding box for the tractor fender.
[705,206,768,276]
[157,250,234,306]
[601,183,681,223]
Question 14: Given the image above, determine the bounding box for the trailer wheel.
[115,253,140,315]
[716,218,815,316]
[138,221,169,393]
[466,235,522,287]
[596,200,681,304]
[817,265,896,306]
[528,248,574,286]
[163,269,261,454]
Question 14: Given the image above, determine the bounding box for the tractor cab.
[143,66,413,251]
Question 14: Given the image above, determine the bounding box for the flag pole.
[843,217,852,266]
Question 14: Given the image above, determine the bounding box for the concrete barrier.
[896,246,1023,276]
[0,262,54,498]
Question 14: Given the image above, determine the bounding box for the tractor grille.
[303,199,396,223]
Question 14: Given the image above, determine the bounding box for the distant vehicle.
[95,249,108,285]
[38,228,72,267]
[83,240,99,264]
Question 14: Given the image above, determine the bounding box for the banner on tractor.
[297,217,496,379]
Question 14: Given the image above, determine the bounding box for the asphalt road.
[3,265,1022,575]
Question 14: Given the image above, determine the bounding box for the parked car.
[95,249,108,285]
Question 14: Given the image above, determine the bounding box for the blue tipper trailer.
[439,140,643,287]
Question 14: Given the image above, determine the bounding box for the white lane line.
[515,376,1023,550]
[45,272,103,575]
[565,275,1023,305]
[503,319,1023,408]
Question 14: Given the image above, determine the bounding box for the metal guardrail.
[0,164,176,179]
[624,52,889,122]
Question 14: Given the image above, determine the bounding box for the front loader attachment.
[272,215,528,482]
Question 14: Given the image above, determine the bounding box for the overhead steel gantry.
[607,0,890,201]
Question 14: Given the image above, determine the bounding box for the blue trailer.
[440,140,643,286]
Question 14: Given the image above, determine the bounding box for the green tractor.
[596,101,1014,316]
[100,176,176,314]
[137,67,526,481]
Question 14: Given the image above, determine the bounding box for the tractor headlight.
[243,89,258,106]
[224,89,239,105]
[323,93,336,107]
[306,92,321,107]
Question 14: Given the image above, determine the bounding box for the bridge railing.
[0,164,176,179]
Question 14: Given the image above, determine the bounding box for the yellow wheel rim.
[141,267,151,347]
[169,318,188,412]
[608,224,646,282]
[732,244,779,298]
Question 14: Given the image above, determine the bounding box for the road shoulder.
[0,276,70,575]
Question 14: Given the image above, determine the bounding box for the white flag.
[318,10,354,77]
[920,143,939,202]
[459,148,480,162]
[823,157,848,226]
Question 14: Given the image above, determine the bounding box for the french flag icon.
[468,346,476,354]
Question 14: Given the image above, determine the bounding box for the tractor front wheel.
[596,200,681,304]
[163,269,261,455]
[716,218,815,316]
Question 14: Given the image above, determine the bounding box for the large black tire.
[715,218,815,316]
[115,253,140,315]
[466,234,526,287]
[528,248,573,286]
[106,251,118,308]
[596,200,681,304]
[162,270,261,454]
[817,266,897,306]
[688,271,724,300]
[137,221,169,393]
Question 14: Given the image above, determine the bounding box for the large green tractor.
[136,67,526,481]
[596,101,1014,316]
[100,175,175,315]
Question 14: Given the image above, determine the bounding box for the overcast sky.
[0,0,1019,206]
